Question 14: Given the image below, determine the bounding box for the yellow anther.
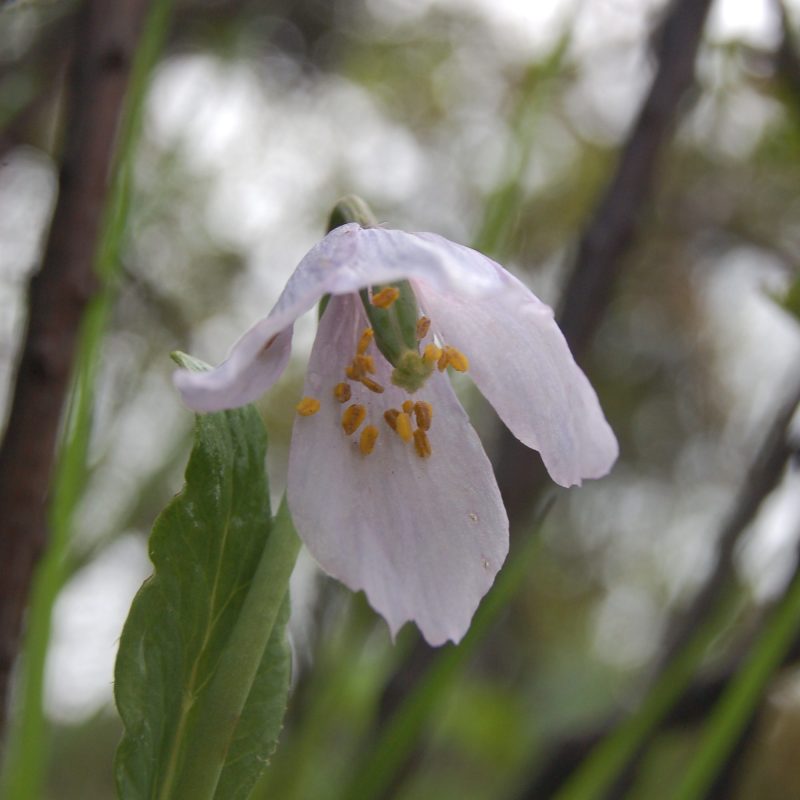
[371,286,401,309]
[413,428,432,458]
[359,425,379,455]
[413,400,433,431]
[437,349,449,372]
[395,411,413,443]
[360,377,385,394]
[402,399,415,414]
[357,328,374,355]
[416,316,431,340]
[344,359,364,381]
[444,345,469,372]
[341,404,366,435]
[423,343,443,366]
[383,409,400,431]
[354,354,375,374]
[296,397,321,416]
[333,382,351,403]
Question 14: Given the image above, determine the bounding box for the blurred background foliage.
[0,0,799,798]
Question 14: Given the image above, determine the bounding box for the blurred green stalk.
[553,593,735,800]
[0,1,174,797]
[674,567,800,800]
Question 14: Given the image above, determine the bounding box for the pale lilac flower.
[174,223,617,645]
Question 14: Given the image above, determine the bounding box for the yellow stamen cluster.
[336,326,388,455]
[371,287,401,309]
[296,397,320,416]
[343,328,386,395]
[383,399,433,457]
[297,313,468,464]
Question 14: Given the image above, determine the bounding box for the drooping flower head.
[174,198,618,646]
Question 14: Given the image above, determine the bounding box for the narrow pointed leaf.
[114,354,295,800]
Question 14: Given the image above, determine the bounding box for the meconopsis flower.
[173,212,618,646]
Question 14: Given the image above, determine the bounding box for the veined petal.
[287,293,508,646]
[414,270,618,488]
[174,224,504,411]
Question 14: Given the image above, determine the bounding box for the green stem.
[169,501,301,800]
[674,570,800,800]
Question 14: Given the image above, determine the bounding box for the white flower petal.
[414,269,618,487]
[287,293,508,645]
[174,324,293,412]
[174,225,504,411]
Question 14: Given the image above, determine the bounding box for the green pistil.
[359,280,420,366]
[391,350,434,394]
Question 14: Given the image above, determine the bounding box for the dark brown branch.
[656,376,800,670]
[556,0,714,354]
[496,0,715,525]
[0,0,152,738]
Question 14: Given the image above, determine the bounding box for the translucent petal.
[413,269,618,487]
[287,294,508,645]
[174,225,505,411]
[174,325,293,412]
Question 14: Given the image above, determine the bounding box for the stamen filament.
[359,425,379,455]
[341,404,366,435]
[296,397,321,416]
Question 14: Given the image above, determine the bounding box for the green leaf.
[114,363,299,800]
